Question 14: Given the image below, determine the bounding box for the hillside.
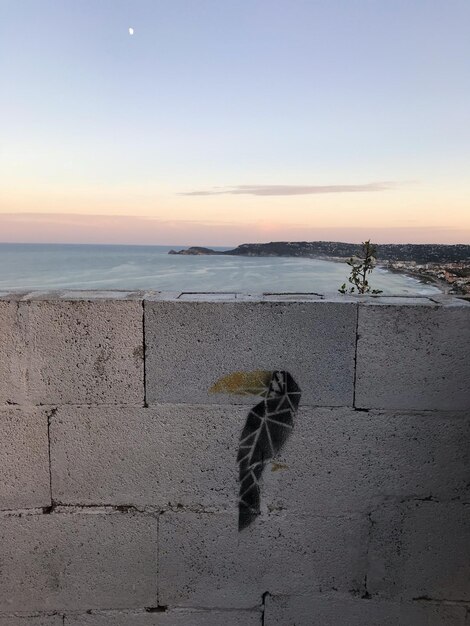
[169,241,470,263]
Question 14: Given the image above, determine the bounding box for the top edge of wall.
[0,290,469,306]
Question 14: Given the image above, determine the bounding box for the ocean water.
[0,243,440,295]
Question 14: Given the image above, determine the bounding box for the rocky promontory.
[169,241,470,263]
[168,246,219,255]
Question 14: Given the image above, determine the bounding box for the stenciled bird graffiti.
[210,370,301,531]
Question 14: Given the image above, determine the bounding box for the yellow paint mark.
[271,462,289,472]
[209,370,272,396]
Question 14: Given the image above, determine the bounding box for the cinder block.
[263,408,470,514]
[159,511,368,608]
[261,293,324,302]
[143,292,180,301]
[65,609,260,625]
[50,404,243,508]
[0,301,27,404]
[355,304,470,410]
[358,297,436,306]
[144,301,357,406]
[58,290,144,300]
[428,294,470,307]
[22,299,144,404]
[51,405,470,515]
[264,595,466,625]
[368,502,470,601]
[0,618,63,626]
[0,407,51,510]
[176,293,239,301]
[0,512,158,612]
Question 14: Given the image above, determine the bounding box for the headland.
[169,241,470,295]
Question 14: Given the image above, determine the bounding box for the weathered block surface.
[50,405,470,512]
[159,511,368,607]
[0,618,63,626]
[50,404,243,508]
[0,301,27,404]
[264,595,467,625]
[368,502,470,601]
[0,513,158,612]
[22,300,144,404]
[0,407,51,510]
[65,609,261,625]
[263,408,470,514]
[145,301,357,406]
[1,293,468,621]
[355,304,470,410]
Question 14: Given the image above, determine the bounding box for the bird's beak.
[209,370,273,397]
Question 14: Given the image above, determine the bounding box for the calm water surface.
[0,243,440,295]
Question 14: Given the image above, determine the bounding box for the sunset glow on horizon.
[1,0,469,246]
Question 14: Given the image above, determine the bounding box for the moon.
[128,27,134,35]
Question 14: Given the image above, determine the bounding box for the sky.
[1,0,469,246]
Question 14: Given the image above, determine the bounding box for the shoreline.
[305,255,448,294]
[381,264,449,294]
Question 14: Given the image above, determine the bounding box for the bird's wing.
[237,395,295,530]
[210,369,301,531]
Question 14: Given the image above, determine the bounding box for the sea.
[0,243,441,295]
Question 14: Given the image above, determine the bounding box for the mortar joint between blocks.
[261,591,269,626]
[156,512,160,604]
[352,303,359,408]
[142,299,148,408]
[412,596,470,607]
[46,406,58,507]
[145,605,167,613]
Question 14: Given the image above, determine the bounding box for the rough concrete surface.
[50,405,470,513]
[21,300,144,404]
[369,501,470,601]
[264,595,467,625]
[0,407,51,510]
[159,511,368,607]
[176,292,240,301]
[358,296,436,306]
[58,290,144,300]
[144,300,357,406]
[263,407,470,514]
[50,404,243,508]
[0,294,468,622]
[0,618,63,626]
[355,303,470,410]
[0,301,27,404]
[0,513,158,612]
[65,609,261,625]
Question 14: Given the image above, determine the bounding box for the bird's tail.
[238,461,263,531]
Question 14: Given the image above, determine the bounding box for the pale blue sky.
[1,0,469,244]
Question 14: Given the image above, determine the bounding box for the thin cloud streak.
[181,182,397,196]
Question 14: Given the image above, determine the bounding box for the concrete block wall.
[0,291,469,625]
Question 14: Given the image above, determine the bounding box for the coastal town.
[385,260,470,295]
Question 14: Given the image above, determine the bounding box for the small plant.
[339,240,383,294]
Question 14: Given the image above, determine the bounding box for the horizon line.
[1,240,470,248]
